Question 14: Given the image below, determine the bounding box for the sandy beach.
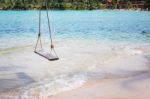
[49,73,150,99]
[0,40,150,99]
[49,49,150,99]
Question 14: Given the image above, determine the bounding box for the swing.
[34,0,59,61]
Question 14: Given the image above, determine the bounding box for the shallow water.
[0,10,150,50]
[0,10,150,99]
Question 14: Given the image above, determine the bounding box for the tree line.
[0,0,150,10]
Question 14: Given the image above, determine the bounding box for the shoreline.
[0,42,149,98]
[49,71,150,99]
[48,46,150,99]
[0,9,149,11]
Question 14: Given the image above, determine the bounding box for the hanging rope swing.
[34,0,59,61]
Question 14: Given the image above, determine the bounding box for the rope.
[39,10,41,36]
[34,9,42,51]
[45,0,58,57]
[39,10,43,50]
[45,0,53,46]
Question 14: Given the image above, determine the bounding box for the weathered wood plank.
[34,50,59,61]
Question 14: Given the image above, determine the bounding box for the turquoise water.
[0,10,150,50]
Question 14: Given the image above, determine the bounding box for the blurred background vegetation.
[0,0,149,10]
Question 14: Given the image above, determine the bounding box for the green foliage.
[145,0,150,10]
[127,1,133,9]
[62,3,72,9]
[0,0,149,10]
[97,3,105,9]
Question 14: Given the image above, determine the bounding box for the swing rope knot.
[51,44,54,49]
[38,33,41,37]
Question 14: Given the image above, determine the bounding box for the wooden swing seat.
[34,50,59,61]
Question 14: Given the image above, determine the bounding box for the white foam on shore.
[16,73,86,99]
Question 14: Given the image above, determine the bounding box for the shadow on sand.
[120,55,150,89]
[120,70,150,89]
[0,71,35,93]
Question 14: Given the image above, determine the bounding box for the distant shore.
[0,8,149,12]
[0,0,150,11]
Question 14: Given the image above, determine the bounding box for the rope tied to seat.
[34,0,59,61]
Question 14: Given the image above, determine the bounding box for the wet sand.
[49,72,150,99]
[49,46,150,99]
